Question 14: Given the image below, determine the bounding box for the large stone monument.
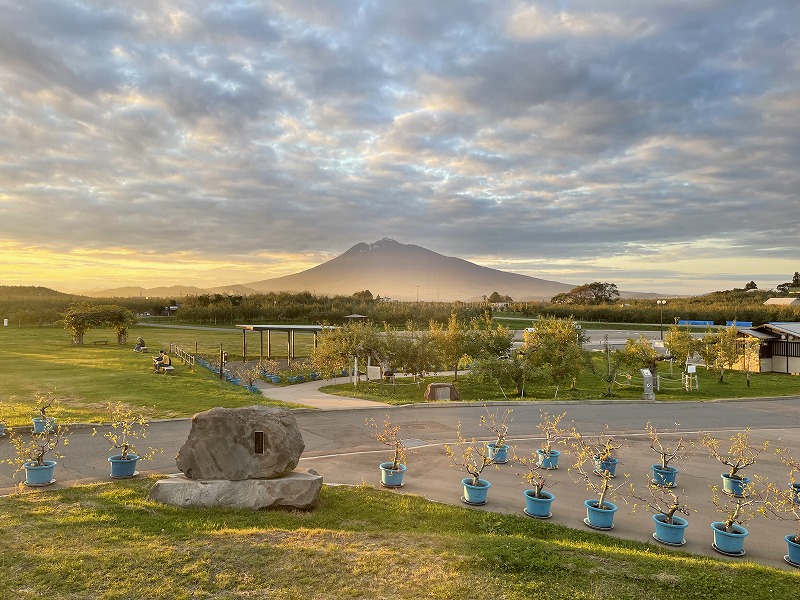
[424,382,460,401]
[149,406,322,510]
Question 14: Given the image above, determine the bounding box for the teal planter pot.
[524,490,554,519]
[721,474,750,497]
[0,423,5,437]
[651,465,679,487]
[24,460,57,486]
[271,376,281,384]
[379,462,406,488]
[109,454,139,478]
[593,456,619,477]
[711,522,748,556]
[584,499,617,530]
[785,535,800,567]
[32,417,56,433]
[652,514,688,546]
[486,443,509,464]
[537,449,561,470]
[462,478,491,505]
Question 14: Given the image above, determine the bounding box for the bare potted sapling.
[445,422,499,505]
[646,421,690,487]
[536,410,567,470]
[31,392,57,433]
[709,482,763,556]
[763,448,800,566]
[516,449,556,518]
[366,415,408,488]
[700,429,768,498]
[94,402,158,478]
[481,406,512,464]
[629,478,692,546]
[5,404,70,487]
[567,426,628,530]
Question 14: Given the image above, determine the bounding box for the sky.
[1,1,798,296]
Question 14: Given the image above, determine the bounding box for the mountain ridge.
[85,239,655,300]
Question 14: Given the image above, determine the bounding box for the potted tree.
[445,422,498,505]
[366,415,408,488]
[31,392,57,433]
[516,450,556,518]
[6,421,69,486]
[763,449,800,566]
[646,421,690,487]
[587,425,622,478]
[629,479,692,546]
[568,426,628,530]
[709,484,761,556]
[94,402,156,478]
[536,410,567,469]
[481,406,512,464]
[700,429,769,497]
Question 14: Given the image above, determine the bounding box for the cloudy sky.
[1,1,798,295]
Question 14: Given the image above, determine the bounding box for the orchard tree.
[523,315,588,398]
[551,282,619,305]
[664,323,699,365]
[699,325,745,383]
[470,353,538,397]
[311,321,385,382]
[430,314,470,380]
[622,335,661,375]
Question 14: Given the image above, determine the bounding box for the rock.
[176,406,305,481]
[424,382,460,401]
[149,469,323,510]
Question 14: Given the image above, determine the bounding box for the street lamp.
[657,299,667,340]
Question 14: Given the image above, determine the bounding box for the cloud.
[0,0,798,294]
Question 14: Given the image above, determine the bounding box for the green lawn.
[0,326,305,424]
[0,478,795,599]
[320,361,800,405]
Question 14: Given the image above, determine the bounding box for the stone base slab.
[149,469,323,510]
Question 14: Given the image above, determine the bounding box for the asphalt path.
[3,373,800,572]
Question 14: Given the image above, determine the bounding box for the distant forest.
[1,284,798,328]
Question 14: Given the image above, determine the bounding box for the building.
[764,298,800,307]
[737,322,800,374]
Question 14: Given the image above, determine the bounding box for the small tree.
[480,406,512,449]
[445,423,498,486]
[537,411,568,455]
[366,415,407,471]
[516,451,553,499]
[711,484,762,533]
[700,429,769,480]
[93,402,156,460]
[567,426,627,509]
[524,315,588,398]
[629,480,692,525]
[7,425,69,471]
[763,449,800,542]
[646,421,690,472]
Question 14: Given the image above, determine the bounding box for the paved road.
[2,377,800,572]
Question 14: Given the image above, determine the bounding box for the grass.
[0,478,796,599]
[0,326,306,424]
[320,360,800,405]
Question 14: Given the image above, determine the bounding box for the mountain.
[242,238,577,301]
[85,285,213,298]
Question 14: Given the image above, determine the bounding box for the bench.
[160,366,175,375]
[93,340,109,345]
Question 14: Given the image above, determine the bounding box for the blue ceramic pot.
[24,460,57,486]
[271,376,281,384]
[711,522,748,555]
[721,474,750,497]
[584,499,617,529]
[524,490,554,518]
[462,478,491,505]
[0,423,5,437]
[653,514,688,545]
[379,462,406,488]
[537,449,561,470]
[32,417,56,433]
[109,454,139,478]
[486,443,509,464]
[652,465,679,487]
[785,534,800,566]
[593,456,618,477]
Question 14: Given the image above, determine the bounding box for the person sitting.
[134,337,146,352]
[153,350,171,372]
